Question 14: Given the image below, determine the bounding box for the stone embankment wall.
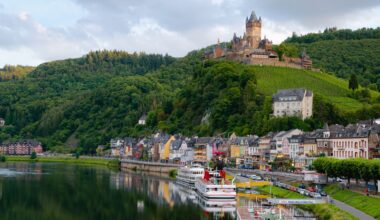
[120,159,182,173]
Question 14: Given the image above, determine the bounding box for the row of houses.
[107,120,380,170]
[0,140,43,155]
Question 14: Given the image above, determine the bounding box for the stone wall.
[120,159,182,173]
[249,58,304,69]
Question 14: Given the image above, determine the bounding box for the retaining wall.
[120,159,182,173]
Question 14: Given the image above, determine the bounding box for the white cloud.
[0,0,380,66]
[18,11,29,21]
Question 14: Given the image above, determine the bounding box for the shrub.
[169,169,177,178]
[30,152,37,159]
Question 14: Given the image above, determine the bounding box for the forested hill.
[0,49,379,154]
[283,28,380,90]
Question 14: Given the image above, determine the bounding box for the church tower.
[245,11,262,49]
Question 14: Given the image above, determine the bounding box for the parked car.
[298,189,306,195]
[312,193,322,198]
[307,187,316,192]
[250,175,262,180]
[319,191,327,196]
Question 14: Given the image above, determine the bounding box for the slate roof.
[195,137,212,145]
[272,88,312,102]
[170,140,182,151]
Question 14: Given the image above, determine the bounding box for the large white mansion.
[272,88,313,120]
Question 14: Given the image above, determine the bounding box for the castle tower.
[245,11,262,49]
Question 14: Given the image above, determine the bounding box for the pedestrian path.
[331,198,375,220]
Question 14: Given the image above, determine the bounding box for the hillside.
[0,50,379,153]
[284,28,380,90]
[253,66,380,112]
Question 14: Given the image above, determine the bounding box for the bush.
[169,169,177,178]
[0,155,6,162]
[30,152,37,159]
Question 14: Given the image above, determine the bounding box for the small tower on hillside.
[245,11,262,49]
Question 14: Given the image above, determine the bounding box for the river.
[0,162,314,220]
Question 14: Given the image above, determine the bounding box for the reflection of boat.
[195,171,236,200]
[195,192,236,218]
[176,164,204,189]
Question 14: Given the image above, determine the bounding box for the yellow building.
[230,144,240,158]
[160,135,175,161]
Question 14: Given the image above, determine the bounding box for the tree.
[348,74,359,91]
[30,152,37,159]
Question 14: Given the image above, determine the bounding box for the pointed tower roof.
[249,11,258,22]
[323,123,329,131]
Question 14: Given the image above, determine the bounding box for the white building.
[272,88,313,120]
[272,129,303,156]
[138,115,147,125]
[288,135,304,159]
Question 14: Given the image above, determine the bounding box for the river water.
[0,162,314,220]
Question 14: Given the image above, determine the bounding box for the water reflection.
[0,162,203,220]
[110,170,236,219]
[0,163,314,220]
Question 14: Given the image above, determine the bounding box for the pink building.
[332,137,369,159]
[1,140,43,155]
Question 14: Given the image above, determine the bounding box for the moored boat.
[176,164,204,189]
[195,170,236,200]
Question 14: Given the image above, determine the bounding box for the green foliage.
[287,39,380,90]
[0,49,379,153]
[349,74,359,91]
[273,43,299,60]
[167,61,261,135]
[0,65,34,81]
[285,27,380,43]
[313,157,380,186]
[0,155,6,162]
[169,169,177,178]
[30,152,37,159]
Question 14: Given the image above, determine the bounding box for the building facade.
[272,88,313,120]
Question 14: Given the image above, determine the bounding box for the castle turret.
[245,11,262,49]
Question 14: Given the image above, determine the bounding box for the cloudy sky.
[1,0,380,66]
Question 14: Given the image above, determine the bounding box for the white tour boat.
[176,164,205,189]
[195,170,236,200]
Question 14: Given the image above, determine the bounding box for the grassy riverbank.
[4,156,120,169]
[256,185,358,220]
[325,184,380,219]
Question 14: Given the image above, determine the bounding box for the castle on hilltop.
[205,11,313,70]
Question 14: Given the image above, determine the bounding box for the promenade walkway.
[330,198,375,220]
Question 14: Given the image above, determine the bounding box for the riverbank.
[4,156,120,169]
[256,185,358,220]
[325,184,380,219]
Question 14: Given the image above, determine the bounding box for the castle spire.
[249,11,257,21]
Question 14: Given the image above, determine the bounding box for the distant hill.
[284,28,380,90]
[0,49,379,153]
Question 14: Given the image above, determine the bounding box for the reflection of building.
[109,171,194,207]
